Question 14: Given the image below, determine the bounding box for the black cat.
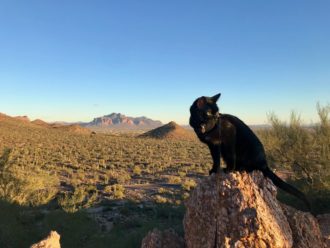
[189,93,311,211]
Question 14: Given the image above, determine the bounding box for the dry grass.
[0,105,329,247]
[0,114,211,209]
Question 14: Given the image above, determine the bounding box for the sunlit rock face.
[183,171,325,248]
[30,231,61,248]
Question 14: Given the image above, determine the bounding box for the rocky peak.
[88,113,162,128]
[167,121,179,129]
[105,113,124,118]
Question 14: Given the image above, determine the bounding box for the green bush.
[133,165,142,176]
[58,185,98,213]
[167,176,181,184]
[104,184,125,199]
[0,148,59,206]
[257,104,330,213]
[181,179,197,191]
[264,105,330,189]
[154,195,168,204]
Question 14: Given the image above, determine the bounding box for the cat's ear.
[211,93,221,103]
[197,97,206,109]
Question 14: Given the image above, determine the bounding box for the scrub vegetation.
[0,104,328,247]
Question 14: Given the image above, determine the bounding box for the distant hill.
[52,124,91,135]
[0,112,162,132]
[0,113,91,135]
[14,115,30,122]
[139,121,196,141]
[0,113,36,127]
[82,113,162,130]
[0,113,10,121]
[31,119,50,127]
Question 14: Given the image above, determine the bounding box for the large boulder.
[183,171,325,248]
[317,214,330,247]
[282,204,325,248]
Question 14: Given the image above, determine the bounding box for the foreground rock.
[282,204,325,248]
[317,214,330,247]
[183,171,325,248]
[30,231,61,248]
[141,228,184,248]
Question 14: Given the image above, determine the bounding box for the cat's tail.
[262,167,311,212]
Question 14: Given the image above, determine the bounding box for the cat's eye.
[206,111,212,116]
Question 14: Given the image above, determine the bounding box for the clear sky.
[0,1,329,125]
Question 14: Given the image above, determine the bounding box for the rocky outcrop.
[141,171,326,248]
[282,204,325,248]
[183,171,325,248]
[30,231,61,248]
[141,228,184,248]
[184,172,290,247]
[317,214,330,247]
[87,113,162,128]
[141,171,327,248]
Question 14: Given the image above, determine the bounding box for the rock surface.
[141,228,184,248]
[30,231,61,248]
[282,204,325,248]
[182,171,325,248]
[87,113,162,128]
[317,214,330,247]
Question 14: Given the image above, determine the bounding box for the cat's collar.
[200,112,220,136]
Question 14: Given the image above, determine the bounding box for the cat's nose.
[200,124,206,133]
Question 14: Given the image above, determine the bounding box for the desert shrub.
[181,179,197,191]
[133,165,142,176]
[0,148,59,206]
[158,187,166,194]
[264,105,330,189]
[104,184,125,199]
[182,192,190,200]
[167,176,181,184]
[258,104,330,213]
[58,185,98,213]
[116,173,131,184]
[153,195,168,204]
[178,171,187,177]
[265,112,313,177]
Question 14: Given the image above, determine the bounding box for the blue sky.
[0,1,329,125]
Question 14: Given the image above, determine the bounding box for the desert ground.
[0,110,329,247]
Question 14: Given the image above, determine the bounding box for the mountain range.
[81,113,163,130]
[0,112,273,132]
